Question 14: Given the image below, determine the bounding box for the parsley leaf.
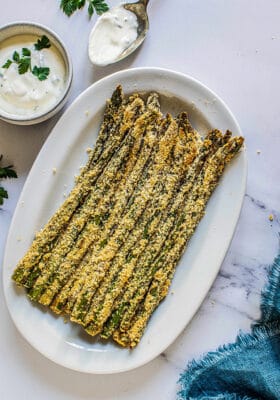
[90,0,109,15]
[0,155,17,206]
[4,48,32,75]
[60,0,79,16]
[34,35,51,51]
[2,59,12,69]
[1,39,51,81]
[18,57,31,74]
[88,1,94,16]
[13,51,20,62]
[22,47,31,57]
[78,0,86,9]
[0,187,8,206]
[60,0,109,17]
[0,166,17,179]
[32,66,50,81]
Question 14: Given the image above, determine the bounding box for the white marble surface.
[0,0,279,399]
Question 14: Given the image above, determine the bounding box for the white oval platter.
[3,67,247,374]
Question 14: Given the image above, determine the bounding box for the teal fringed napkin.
[178,254,280,400]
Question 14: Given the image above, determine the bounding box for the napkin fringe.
[181,395,256,400]
[178,321,280,400]
[178,307,280,399]
[178,253,280,400]
[259,253,280,323]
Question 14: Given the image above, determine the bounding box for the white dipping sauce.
[0,35,66,117]
[88,5,138,66]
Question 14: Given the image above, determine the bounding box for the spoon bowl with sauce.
[0,22,72,125]
[88,0,150,67]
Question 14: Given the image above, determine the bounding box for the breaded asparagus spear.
[118,136,235,332]
[29,100,161,305]
[78,85,124,180]
[70,115,178,324]
[84,113,201,335]
[100,129,228,339]
[24,94,145,293]
[12,92,141,286]
[50,94,163,314]
[113,136,244,348]
[53,116,166,315]
[64,114,168,319]
[39,96,163,307]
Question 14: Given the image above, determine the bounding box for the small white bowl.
[0,22,73,125]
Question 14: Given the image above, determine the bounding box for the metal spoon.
[117,0,150,62]
[88,0,150,66]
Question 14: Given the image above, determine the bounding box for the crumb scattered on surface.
[63,193,67,198]
[257,150,261,154]
[86,148,92,154]
[85,110,89,117]
[269,214,274,222]
[52,168,57,174]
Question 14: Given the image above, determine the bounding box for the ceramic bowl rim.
[0,21,73,125]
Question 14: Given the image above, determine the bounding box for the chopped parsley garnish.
[34,35,51,51]
[32,66,50,81]
[2,59,12,69]
[18,56,31,75]
[1,36,52,81]
[10,49,32,74]
[22,48,31,57]
[13,51,20,62]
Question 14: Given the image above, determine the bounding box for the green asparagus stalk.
[50,94,163,314]
[66,115,168,320]
[119,134,235,333]
[113,136,244,348]
[70,115,178,324]
[30,100,161,305]
[40,97,162,306]
[77,85,124,181]
[100,129,228,339]
[56,118,166,316]
[24,94,145,296]
[12,93,143,286]
[84,114,201,335]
